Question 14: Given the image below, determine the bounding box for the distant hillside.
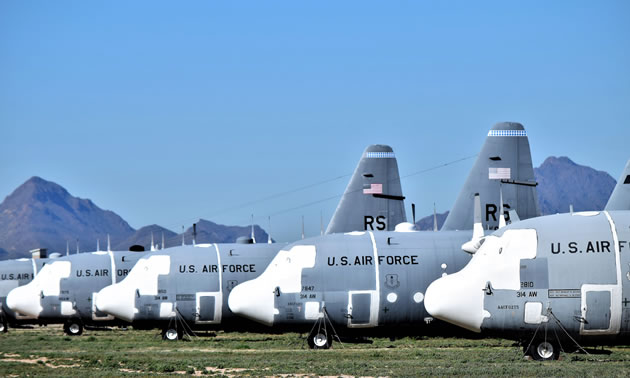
[113,224,178,251]
[173,219,270,246]
[415,211,449,231]
[535,156,616,214]
[114,220,271,251]
[0,177,135,259]
[0,177,272,259]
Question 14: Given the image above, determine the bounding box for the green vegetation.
[0,326,628,376]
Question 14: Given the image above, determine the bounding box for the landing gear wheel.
[64,321,83,336]
[0,321,7,333]
[162,327,183,341]
[307,329,332,349]
[528,340,559,361]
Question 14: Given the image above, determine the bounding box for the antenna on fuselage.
[569,204,574,215]
[66,241,69,256]
[161,232,165,250]
[97,239,100,252]
[267,216,272,244]
[151,232,156,251]
[181,226,185,246]
[320,211,324,236]
[462,193,484,254]
[411,203,416,226]
[301,215,305,240]
[498,184,506,229]
[76,239,80,254]
[250,214,256,244]
[107,234,111,252]
[192,223,197,246]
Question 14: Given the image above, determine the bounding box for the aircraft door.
[347,290,378,328]
[583,291,611,330]
[195,292,222,324]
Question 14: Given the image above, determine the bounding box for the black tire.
[64,321,83,336]
[308,329,332,349]
[527,339,560,361]
[0,321,7,333]
[162,327,182,341]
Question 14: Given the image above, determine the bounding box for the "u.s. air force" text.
[327,255,419,266]
[550,240,629,255]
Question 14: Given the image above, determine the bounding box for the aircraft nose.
[424,273,486,333]
[228,278,276,326]
[96,284,136,322]
[6,284,42,317]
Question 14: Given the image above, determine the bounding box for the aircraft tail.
[605,159,630,211]
[326,145,407,233]
[442,122,540,231]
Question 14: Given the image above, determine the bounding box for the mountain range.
[0,156,617,259]
[0,178,269,260]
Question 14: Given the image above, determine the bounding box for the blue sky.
[1,1,629,242]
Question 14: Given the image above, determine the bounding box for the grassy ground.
[0,326,628,376]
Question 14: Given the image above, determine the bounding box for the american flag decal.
[363,183,383,194]
[489,168,511,180]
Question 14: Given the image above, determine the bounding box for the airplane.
[7,144,408,338]
[227,122,542,348]
[424,159,630,360]
[0,256,49,332]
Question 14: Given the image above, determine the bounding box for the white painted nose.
[96,284,136,322]
[228,279,276,326]
[6,284,42,318]
[424,273,486,333]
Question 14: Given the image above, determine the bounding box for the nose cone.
[6,285,42,317]
[424,273,486,333]
[228,279,276,326]
[96,284,136,322]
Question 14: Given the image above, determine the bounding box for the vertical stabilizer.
[442,122,540,231]
[605,159,630,211]
[326,144,407,234]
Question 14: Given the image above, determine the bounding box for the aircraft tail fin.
[326,144,407,234]
[442,122,540,231]
[605,159,630,211]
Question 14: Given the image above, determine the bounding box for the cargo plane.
[424,159,630,360]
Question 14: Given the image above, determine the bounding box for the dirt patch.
[0,355,80,369]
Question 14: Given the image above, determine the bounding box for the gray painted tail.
[326,145,407,233]
[442,122,540,231]
[605,159,630,211]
